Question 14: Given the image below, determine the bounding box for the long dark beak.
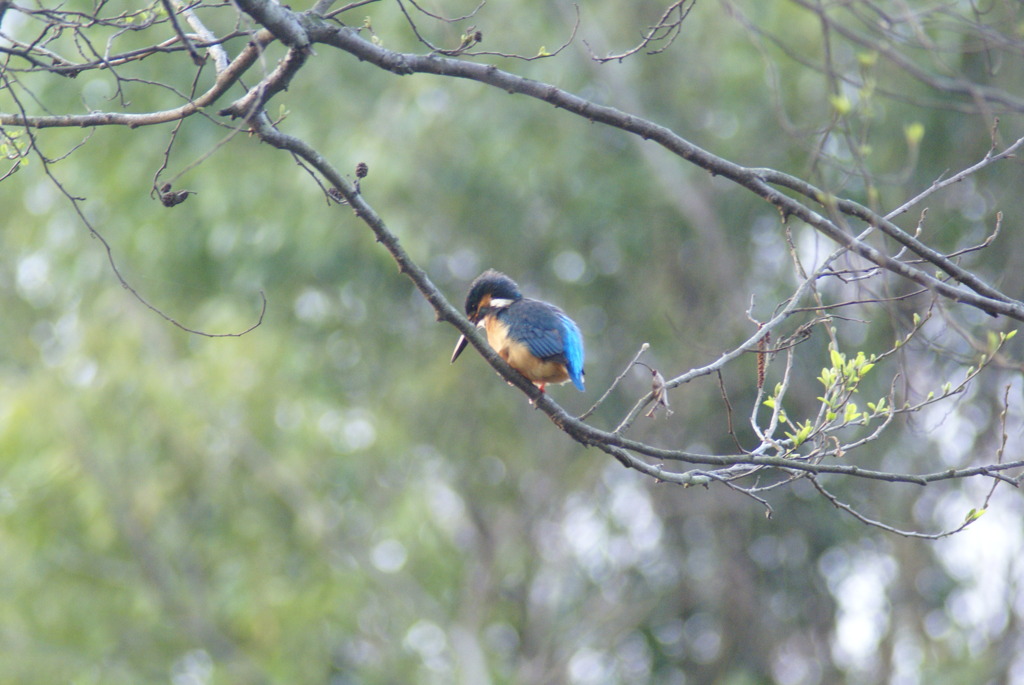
[451,334,470,363]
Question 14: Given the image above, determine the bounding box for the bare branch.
[0,30,274,129]
[808,475,981,540]
[587,0,695,63]
[578,343,650,421]
[160,0,205,66]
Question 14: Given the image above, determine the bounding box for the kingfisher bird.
[450,270,586,392]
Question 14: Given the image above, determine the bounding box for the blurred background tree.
[2,1,1024,683]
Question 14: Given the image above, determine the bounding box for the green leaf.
[829,94,853,116]
[857,51,878,67]
[964,508,986,523]
[904,122,925,146]
[866,185,880,206]
[786,421,813,447]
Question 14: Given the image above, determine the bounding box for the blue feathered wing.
[505,299,586,391]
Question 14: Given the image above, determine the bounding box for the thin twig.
[160,0,204,66]
[578,343,650,421]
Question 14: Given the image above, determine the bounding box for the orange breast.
[484,316,570,385]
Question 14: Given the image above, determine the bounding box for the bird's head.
[463,269,522,323]
[451,269,522,363]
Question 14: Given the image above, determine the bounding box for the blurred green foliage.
[2,1,1024,683]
